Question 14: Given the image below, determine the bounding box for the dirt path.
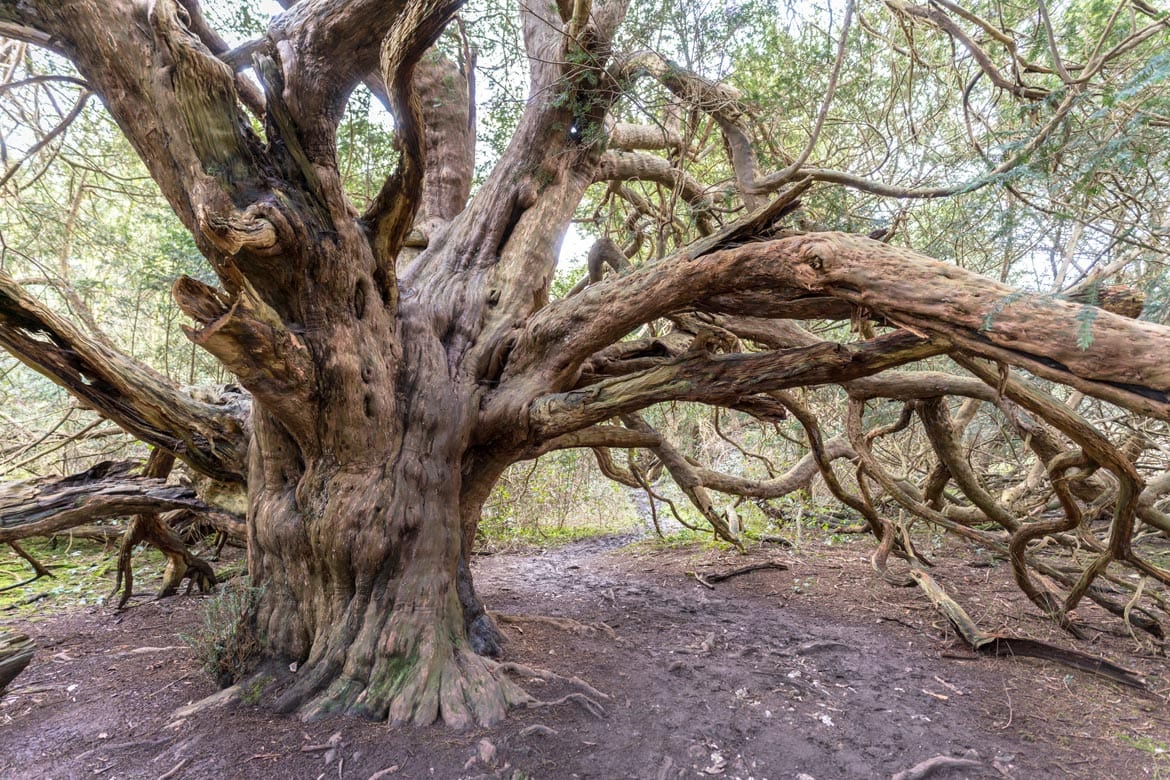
[1,535,1166,779]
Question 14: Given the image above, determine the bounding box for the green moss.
[240,674,272,705]
[0,537,166,615]
[1119,732,1170,758]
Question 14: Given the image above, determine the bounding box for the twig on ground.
[366,766,400,779]
[891,755,986,780]
[690,560,789,588]
[704,561,789,582]
[301,731,344,753]
[156,757,189,780]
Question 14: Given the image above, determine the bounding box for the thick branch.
[173,276,314,441]
[529,331,944,440]
[523,424,659,458]
[358,3,464,291]
[693,436,856,499]
[506,232,1170,428]
[593,150,722,232]
[608,122,682,152]
[615,51,762,208]
[0,272,247,481]
[364,47,472,275]
[174,0,266,116]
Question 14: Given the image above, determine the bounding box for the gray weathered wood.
[0,630,34,693]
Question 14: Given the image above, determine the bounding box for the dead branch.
[0,461,219,544]
[0,630,34,692]
[891,755,988,780]
[702,561,788,583]
[0,271,248,481]
[911,567,1146,690]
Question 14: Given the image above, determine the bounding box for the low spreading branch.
[0,461,222,543]
[528,331,944,440]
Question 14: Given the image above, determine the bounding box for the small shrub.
[181,579,264,688]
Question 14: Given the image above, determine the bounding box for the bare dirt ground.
[1,533,1168,779]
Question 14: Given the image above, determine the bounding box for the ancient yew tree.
[2,0,1170,726]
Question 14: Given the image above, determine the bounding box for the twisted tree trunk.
[6,0,1170,732]
[245,319,523,725]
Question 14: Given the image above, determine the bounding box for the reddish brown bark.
[5,0,1170,728]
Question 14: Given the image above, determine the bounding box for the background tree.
[1,0,1169,728]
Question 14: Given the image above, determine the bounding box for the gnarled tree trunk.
[5,0,1170,733]
[244,322,523,726]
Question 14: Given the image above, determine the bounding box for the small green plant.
[1119,732,1170,758]
[181,578,264,688]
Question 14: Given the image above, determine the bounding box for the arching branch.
[593,150,724,233]
[497,231,1170,430]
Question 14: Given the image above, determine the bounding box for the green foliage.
[481,450,639,549]
[239,674,272,706]
[181,579,265,688]
[1075,300,1099,350]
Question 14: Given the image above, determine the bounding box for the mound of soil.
[1,535,1166,779]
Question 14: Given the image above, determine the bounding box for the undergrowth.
[181,578,264,688]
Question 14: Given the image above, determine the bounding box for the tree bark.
[247,337,524,726]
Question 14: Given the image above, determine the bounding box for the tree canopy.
[1,0,1169,727]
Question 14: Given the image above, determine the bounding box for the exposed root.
[911,566,1147,690]
[495,612,618,639]
[891,755,988,780]
[298,643,529,730]
[522,691,607,718]
[156,758,190,780]
[166,681,243,728]
[497,660,610,717]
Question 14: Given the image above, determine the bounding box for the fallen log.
[0,630,34,692]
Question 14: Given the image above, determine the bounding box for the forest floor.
[1,531,1168,780]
